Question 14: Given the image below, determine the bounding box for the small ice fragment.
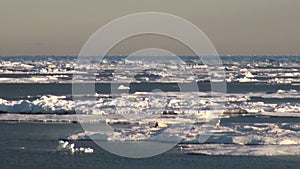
[117,85,130,90]
[57,140,69,150]
[70,148,75,154]
[62,141,69,148]
[84,147,94,154]
[66,143,75,149]
[58,140,65,144]
[155,121,168,128]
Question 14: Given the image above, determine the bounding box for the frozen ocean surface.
[0,56,300,168]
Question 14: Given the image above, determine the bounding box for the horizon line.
[1,55,300,57]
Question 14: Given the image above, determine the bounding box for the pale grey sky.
[0,0,299,56]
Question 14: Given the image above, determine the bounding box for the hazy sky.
[1,0,299,56]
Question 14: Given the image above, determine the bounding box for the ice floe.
[180,144,300,156]
[0,95,74,114]
[0,89,300,116]
[178,122,300,156]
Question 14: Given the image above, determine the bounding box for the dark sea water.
[1,121,300,169]
[0,82,298,100]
